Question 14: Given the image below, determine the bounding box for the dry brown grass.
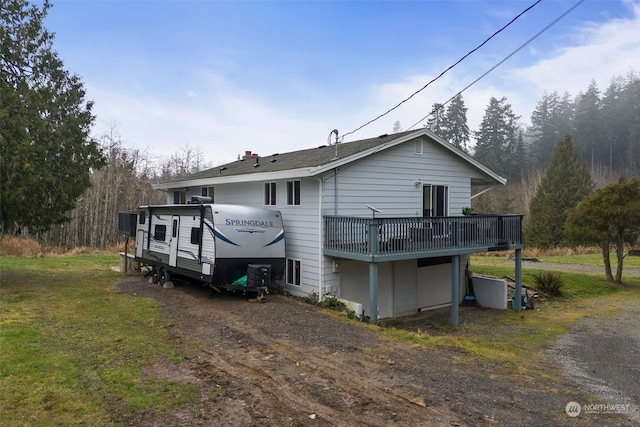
[0,236,43,257]
[0,236,123,257]
[476,246,602,258]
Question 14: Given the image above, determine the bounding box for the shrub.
[0,236,42,257]
[532,270,565,297]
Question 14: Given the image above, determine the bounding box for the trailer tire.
[151,267,160,284]
[159,268,167,287]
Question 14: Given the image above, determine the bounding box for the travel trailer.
[130,198,286,295]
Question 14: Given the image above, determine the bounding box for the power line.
[341,0,543,139]
[407,0,588,131]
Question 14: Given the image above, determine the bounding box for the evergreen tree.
[573,80,601,170]
[442,94,470,152]
[565,177,640,283]
[528,91,573,170]
[525,135,592,249]
[426,103,446,137]
[621,71,640,174]
[1,0,105,233]
[473,97,520,178]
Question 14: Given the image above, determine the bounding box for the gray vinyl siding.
[187,179,323,296]
[322,137,475,217]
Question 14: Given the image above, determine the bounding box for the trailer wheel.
[159,268,167,287]
[151,267,160,284]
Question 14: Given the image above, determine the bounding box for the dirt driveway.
[117,277,635,426]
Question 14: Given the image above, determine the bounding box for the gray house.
[154,129,525,325]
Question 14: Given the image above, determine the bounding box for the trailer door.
[169,215,180,267]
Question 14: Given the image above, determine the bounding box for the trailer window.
[190,227,201,245]
[138,211,146,224]
[286,258,301,286]
[154,225,167,241]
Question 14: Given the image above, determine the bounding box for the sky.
[44,0,640,168]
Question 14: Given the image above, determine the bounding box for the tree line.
[2,0,639,272]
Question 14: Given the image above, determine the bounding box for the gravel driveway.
[117,273,637,426]
[551,299,640,424]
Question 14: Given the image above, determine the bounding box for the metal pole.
[451,255,460,327]
[515,248,522,312]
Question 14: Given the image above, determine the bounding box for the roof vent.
[328,129,340,159]
[378,133,388,138]
[270,159,277,163]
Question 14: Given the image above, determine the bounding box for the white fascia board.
[152,167,314,190]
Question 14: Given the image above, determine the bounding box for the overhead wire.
[341,0,543,139]
[406,0,588,131]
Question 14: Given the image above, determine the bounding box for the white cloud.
[359,1,640,144]
[87,2,640,166]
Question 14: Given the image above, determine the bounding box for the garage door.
[417,263,451,309]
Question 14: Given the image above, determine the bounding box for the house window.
[286,258,301,286]
[154,224,167,241]
[264,182,277,205]
[423,185,448,217]
[201,187,214,201]
[173,190,186,204]
[415,139,423,155]
[286,180,301,206]
[190,227,201,245]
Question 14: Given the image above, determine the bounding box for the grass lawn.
[383,254,640,367]
[0,254,197,426]
[2,253,639,424]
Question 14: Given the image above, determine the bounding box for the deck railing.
[324,214,523,260]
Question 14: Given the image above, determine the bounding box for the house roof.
[153,129,506,190]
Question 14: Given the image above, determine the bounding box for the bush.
[0,236,42,257]
[532,270,565,297]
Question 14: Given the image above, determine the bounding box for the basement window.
[286,258,301,286]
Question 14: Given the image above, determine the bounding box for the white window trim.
[264,182,277,206]
[286,258,301,286]
[286,180,301,206]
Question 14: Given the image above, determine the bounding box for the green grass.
[381,254,640,368]
[0,254,197,426]
[468,265,624,299]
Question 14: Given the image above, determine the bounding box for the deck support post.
[514,248,522,312]
[451,255,460,327]
[369,262,378,323]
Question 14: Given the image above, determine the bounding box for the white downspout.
[316,177,324,302]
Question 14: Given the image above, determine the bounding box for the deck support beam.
[451,255,460,327]
[369,262,378,323]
